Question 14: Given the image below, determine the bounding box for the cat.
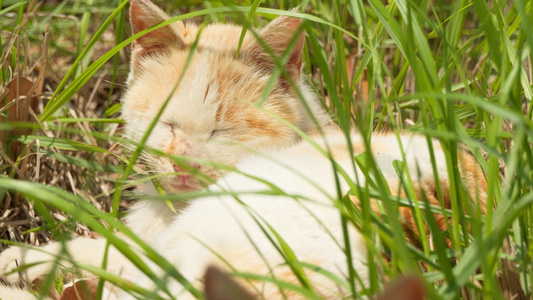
[0,0,487,299]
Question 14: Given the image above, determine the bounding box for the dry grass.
[0,0,126,249]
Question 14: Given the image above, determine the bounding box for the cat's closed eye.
[209,128,233,140]
[209,129,220,139]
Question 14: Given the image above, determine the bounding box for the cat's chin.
[166,176,203,193]
[168,182,197,192]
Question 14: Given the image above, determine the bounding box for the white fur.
[0,285,48,300]
[109,130,368,299]
[106,130,449,299]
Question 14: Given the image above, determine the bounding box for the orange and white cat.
[0,0,486,299]
[121,0,330,241]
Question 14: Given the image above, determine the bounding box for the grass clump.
[0,0,532,299]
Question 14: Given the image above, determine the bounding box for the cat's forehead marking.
[163,55,220,132]
[202,84,210,104]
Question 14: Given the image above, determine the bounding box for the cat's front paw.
[0,246,54,284]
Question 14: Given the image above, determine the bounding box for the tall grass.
[0,0,531,299]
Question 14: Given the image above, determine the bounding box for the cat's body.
[105,127,468,300]
[0,0,486,299]
[108,127,370,299]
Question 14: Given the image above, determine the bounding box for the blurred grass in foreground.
[0,0,532,299]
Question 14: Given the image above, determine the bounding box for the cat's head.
[122,0,330,192]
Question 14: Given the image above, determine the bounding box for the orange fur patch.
[355,148,487,249]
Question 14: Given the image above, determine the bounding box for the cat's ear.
[244,16,305,81]
[129,0,185,64]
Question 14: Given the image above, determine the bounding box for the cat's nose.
[172,163,183,173]
[172,162,200,173]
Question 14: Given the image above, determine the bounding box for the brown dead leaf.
[1,76,40,158]
[31,275,60,300]
[374,275,426,300]
[59,278,99,300]
[204,266,426,300]
[204,266,256,300]
[499,237,526,300]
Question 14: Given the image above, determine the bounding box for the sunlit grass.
[0,0,531,299]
